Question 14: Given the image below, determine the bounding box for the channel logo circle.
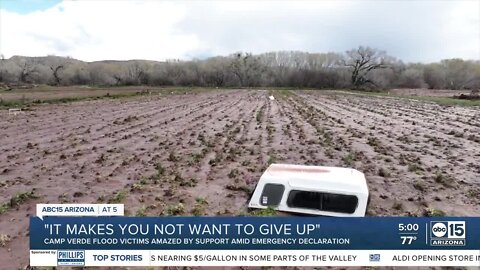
[431,222,447,238]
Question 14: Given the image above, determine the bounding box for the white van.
[248,164,369,217]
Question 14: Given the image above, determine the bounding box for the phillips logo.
[57,250,85,266]
[430,221,465,246]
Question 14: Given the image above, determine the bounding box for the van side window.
[260,184,285,206]
[286,190,358,214]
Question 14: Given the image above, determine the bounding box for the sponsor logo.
[369,254,380,262]
[430,221,466,246]
[57,250,85,266]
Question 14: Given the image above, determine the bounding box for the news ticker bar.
[30,250,480,267]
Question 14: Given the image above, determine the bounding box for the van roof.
[263,163,368,194]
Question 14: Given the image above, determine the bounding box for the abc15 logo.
[430,221,466,239]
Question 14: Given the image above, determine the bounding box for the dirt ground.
[389,88,472,97]
[0,89,479,269]
[0,86,133,101]
[0,85,198,103]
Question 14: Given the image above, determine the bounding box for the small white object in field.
[8,108,23,116]
[269,95,275,100]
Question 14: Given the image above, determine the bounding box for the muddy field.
[0,85,153,102]
[0,89,479,269]
[389,88,472,97]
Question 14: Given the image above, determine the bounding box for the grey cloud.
[176,0,479,62]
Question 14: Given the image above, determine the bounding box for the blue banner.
[30,217,477,250]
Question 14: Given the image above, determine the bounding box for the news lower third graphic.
[29,204,480,267]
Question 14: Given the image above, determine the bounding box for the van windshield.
[286,190,358,214]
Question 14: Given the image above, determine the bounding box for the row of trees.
[0,47,479,90]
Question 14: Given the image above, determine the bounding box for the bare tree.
[343,46,390,89]
[203,57,228,87]
[18,58,39,83]
[229,52,265,87]
[165,62,186,85]
[50,64,65,85]
[398,67,426,88]
[42,56,70,85]
[126,62,147,85]
[1,50,479,90]
[423,63,446,89]
[113,74,123,85]
[258,51,293,86]
[88,63,114,85]
[69,66,91,85]
[441,59,479,90]
[229,52,249,86]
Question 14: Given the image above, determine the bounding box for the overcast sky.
[0,0,479,63]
